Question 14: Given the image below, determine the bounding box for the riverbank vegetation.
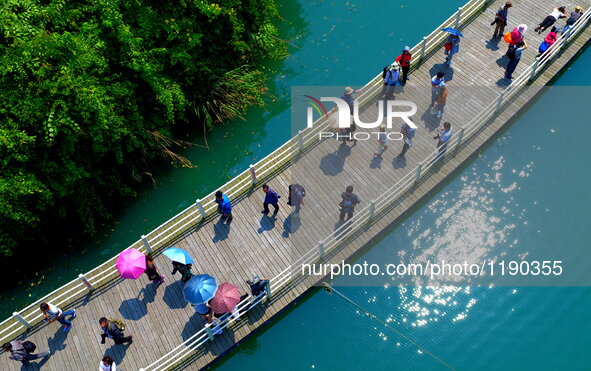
[0,0,285,269]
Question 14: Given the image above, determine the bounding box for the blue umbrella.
[441,27,464,37]
[163,247,194,265]
[183,274,218,305]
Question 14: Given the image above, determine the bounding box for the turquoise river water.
[3,0,590,370]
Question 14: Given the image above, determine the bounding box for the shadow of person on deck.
[420,109,441,131]
[163,280,188,310]
[47,326,68,355]
[319,141,352,176]
[486,37,501,51]
[118,298,148,321]
[429,64,454,82]
[257,214,277,233]
[103,343,128,366]
[393,155,407,169]
[282,213,301,238]
[369,153,383,169]
[212,218,230,242]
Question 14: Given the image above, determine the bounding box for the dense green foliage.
[0,0,285,257]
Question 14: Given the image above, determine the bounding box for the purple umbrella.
[116,248,146,279]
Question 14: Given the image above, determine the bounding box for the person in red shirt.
[395,46,412,85]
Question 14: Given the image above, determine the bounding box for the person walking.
[444,34,460,66]
[144,254,165,284]
[171,261,194,283]
[505,40,527,79]
[2,340,50,366]
[99,355,117,371]
[339,186,360,222]
[492,2,512,38]
[535,7,567,34]
[562,6,584,36]
[395,46,412,84]
[397,119,417,159]
[434,122,453,159]
[431,72,445,106]
[215,190,233,224]
[99,317,132,345]
[40,302,76,333]
[288,184,305,217]
[431,85,448,119]
[374,125,388,158]
[261,184,280,215]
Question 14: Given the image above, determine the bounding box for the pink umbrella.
[209,283,240,313]
[116,248,146,279]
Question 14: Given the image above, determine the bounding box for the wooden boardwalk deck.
[2,0,591,370]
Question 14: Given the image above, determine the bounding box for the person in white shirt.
[40,302,76,333]
[99,355,117,371]
[535,6,567,33]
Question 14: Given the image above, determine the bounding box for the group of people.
[493,2,586,79]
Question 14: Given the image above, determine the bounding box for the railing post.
[419,36,427,61]
[141,234,152,254]
[415,162,423,183]
[264,281,272,300]
[79,274,95,291]
[12,312,32,329]
[318,242,325,259]
[205,323,215,341]
[495,91,505,112]
[369,201,375,220]
[298,130,305,152]
[455,6,463,28]
[529,57,540,80]
[249,164,257,185]
[456,126,466,148]
[196,199,207,219]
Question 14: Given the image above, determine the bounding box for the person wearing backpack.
[2,340,50,365]
[99,317,133,345]
[382,64,400,101]
[339,186,361,222]
[287,184,305,217]
[505,40,527,79]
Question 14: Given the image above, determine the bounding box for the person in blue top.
[215,190,233,224]
[261,184,280,215]
[444,35,460,66]
[505,40,527,79]
[434,121,453,159]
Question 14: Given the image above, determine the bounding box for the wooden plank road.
[1,0,591,369]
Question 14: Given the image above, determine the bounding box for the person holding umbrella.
[441,27,462,66]
[183,274,218,305]
[116,248,146,280]
[163,247,195,283]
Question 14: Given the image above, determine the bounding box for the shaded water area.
[0,0,466,318]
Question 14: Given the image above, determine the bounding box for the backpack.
[507,45,517,60]
[22,341,36,353]
[291,184,306,197]
[382,65,390,79]
[110,319,126,332]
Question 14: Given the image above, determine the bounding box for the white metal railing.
[141,3,591,369]
[2,0,589,368]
